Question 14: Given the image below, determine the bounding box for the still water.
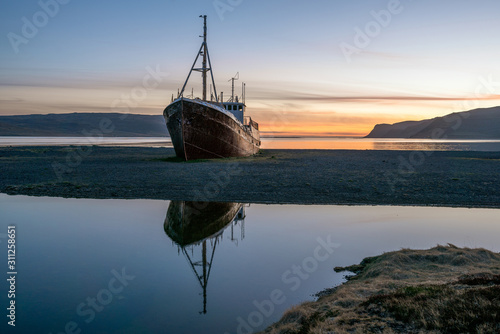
[261,137,500,151]
[2,136,500,151]
[1,194,499,334]
[0,136,172,147]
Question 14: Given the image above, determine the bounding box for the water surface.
[261,137,500,151]
[0,136,172,147]
[0,194,499,333]
[2,136,500,151]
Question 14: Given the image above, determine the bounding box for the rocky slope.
[0,113,168,137]
[366,106,500,139]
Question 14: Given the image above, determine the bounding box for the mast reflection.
[164,201,246,314]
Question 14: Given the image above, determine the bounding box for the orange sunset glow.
[1,1,500,137]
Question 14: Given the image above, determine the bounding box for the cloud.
[0,97,25,102]
[252,109,392,125]
[355,50,415,60]
[260,131,364,137]
[255,92,500,103]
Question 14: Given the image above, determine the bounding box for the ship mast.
[201,15,207,101]
[178,15,218,103]
[228,72,239,102]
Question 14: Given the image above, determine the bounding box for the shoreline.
[259,245,500,333]
[1,146,499,208]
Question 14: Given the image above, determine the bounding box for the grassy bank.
[260,245,500,333]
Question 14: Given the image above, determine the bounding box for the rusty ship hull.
[164,98,260,161]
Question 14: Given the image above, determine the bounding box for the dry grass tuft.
[259,245,500,334]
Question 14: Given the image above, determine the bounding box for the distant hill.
[0,113,169,137]
[366,106,500,139]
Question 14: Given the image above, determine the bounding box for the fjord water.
[0,136,172,147]
[1,194,499,334]
[261,137,500,151]
[2,136,500,151]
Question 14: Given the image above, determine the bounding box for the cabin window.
[238,105,243,111]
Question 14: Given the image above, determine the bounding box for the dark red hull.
[163,98,260,160]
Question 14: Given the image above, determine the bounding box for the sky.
[1,0,500,136]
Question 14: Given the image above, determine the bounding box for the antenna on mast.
[242,82,246,105]
[228,72,239,102]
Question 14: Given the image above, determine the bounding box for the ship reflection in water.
[163,201,246,314]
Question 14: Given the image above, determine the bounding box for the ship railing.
[244,116,259,130]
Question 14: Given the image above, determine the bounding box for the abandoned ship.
[163,15,260,161]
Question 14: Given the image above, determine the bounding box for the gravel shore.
[0,146,499,207]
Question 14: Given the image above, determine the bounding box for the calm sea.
[1,136,500,151]
[0,194,499,334]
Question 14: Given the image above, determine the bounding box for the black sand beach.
[1,146,499,207]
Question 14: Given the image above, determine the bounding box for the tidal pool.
[0,194,498,334]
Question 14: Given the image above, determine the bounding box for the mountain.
[366,106,500,139]
[0,113,168,137]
